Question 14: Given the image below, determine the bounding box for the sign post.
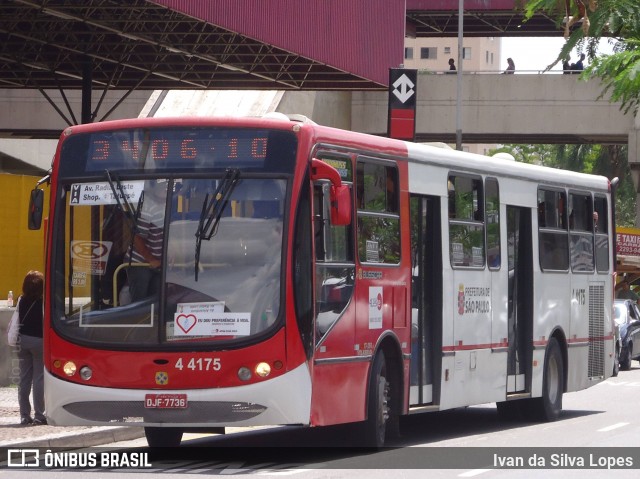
[388,68,417,141]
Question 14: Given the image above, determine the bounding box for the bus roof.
[60,116,611,193]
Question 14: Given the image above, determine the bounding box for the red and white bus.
[30,114,616,447]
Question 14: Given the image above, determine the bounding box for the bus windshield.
[50,126,296,348]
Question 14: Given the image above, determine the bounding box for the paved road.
[2,365,640,478]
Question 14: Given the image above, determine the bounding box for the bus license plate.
[145,393,187,409]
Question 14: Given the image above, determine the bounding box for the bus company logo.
[8,449,39,468]
[71,241,109,260]
[369,292,382,310]
[155,371,169,385]
[458,284,465,315]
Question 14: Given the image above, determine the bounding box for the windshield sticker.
[452,243,464,265]
[70,181,144,206]
[70,240,113,275]
[172,302,250,337]
[368,286,383,329]
[366,240,380,263]
[174,311,251,337]
[176,301,225,315]
[72,271,87,287]
[322,158,350,180]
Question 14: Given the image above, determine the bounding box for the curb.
[1,426,145,449]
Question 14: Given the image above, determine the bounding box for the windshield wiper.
[194,168,241,281]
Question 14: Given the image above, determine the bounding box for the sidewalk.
[0,387,144,447]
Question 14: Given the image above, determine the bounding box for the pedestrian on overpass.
[572,53,586,73]
[503,58,515,74]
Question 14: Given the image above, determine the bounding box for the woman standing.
[16,270,46,425]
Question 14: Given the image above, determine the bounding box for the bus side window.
[356,158,400,264]
[485,177,500,269]
[313,181,355,344]
[568,192,594,272]
[448,174,484,267]
[538,202,546,227]
[538,188,569,271]
[594,195,610,272]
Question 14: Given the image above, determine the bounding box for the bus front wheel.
[363,350,397,448]
[144,426,183,447]
[522,337,564,422]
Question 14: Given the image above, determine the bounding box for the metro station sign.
[388,68,417,141]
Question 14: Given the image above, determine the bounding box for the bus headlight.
[79,366,93,380]
[63,361,77,377]
[237,367,252,381]
[255,362,271,378]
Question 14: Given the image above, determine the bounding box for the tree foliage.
[523,0,640,113]
[491,143,636,226]
[505,2,640,226]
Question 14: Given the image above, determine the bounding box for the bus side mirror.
[28,188,44,230]
[311,158,352,226]
[331,185,351,226]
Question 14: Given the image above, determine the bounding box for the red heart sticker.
[176,314,197,334]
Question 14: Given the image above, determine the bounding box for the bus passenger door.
[309,178,358,425]
[506,205,533,395]
[409,195,442,405]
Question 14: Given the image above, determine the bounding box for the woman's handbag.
[7,297,21,347]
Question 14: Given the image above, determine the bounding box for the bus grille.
[588,284,605,378]
[63,401,266,424]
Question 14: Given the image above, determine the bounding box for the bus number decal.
[573,288,586,305]
[175,357,221,371]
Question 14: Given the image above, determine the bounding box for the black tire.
[522,337,563,422]
[363,351,395,448]
[620,344,632,371]
[144,427,183,447]
[612,345,620,377]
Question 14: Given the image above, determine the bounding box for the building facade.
[404,37,502,154]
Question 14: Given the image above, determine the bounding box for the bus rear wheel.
[144,427,183,447]
[522,337,564,422]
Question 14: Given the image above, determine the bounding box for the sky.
[500,37,617,72]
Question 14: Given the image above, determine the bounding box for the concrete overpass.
[2,73,639,175]
[351,72,634,145]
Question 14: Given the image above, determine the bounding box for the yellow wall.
[0,174,49,300]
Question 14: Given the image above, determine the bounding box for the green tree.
[491,143,636,226]
[523,0,640,114]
